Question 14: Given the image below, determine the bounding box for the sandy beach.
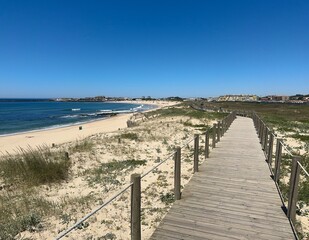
[0,100,177,154]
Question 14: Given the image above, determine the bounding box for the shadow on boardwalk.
[150,116,296,240]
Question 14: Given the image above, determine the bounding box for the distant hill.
[289,94,309,100]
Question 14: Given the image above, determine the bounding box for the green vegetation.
[289,133,309,142]
[0,146,71,186]
[0,191,59,240]
[160,192,175,205]
[84,159,146,186]
[145,105,228,120]
[70,139,94,152]
[193,100,309,133]
[183,121,210,132]
[118,132,139,141]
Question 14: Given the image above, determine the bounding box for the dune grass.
[0,189,60,240]
[70,139,94,152]
[119,132,139,141]
[0,145,71,186]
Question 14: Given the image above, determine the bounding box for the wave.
[60,114,81,119]
[99,109,112,112]
[72,108,81,111]
[99,109,132,114]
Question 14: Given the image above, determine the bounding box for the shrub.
[160,192,175,205]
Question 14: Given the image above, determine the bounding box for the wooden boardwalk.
[150,116,296,240]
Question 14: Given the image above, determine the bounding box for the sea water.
[0,99,153,136]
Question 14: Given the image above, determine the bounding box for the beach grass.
[0,190,59,240]
[119,132,139,141]
[70,139,94,152]
[0,145,71,186]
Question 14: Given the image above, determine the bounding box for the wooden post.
[259,120,263,139]
[212,124,216,148]
[263,127,268,151]
[194,134,199,173]
[220,120,223,137]
[259,122,263,142]
[254,115,258,130]
[274,139,282,182]
[222,120,226,135]
[174,147,181,200]
[261,125,265,147]
[216,121,221,142]
[287,156,301,224]
[131,174,141,240]
[205,131,209,159]
[267,132,274,166]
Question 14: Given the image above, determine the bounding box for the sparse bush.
[160,192,175,205]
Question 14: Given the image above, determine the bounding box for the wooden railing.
[251,113,309,230]
[55,111,236,240]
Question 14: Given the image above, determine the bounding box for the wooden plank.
[159,218,288,240]
[168,208,293,233]
[163,214,292,239]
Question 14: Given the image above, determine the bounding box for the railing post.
[212,124,216,148]
[222,118,227,136]
[263,127,268,151]
[205,130,209,159]
[267,132,274,166]
[131,174,141,240]
[221,120,224,137]
[194,134,199,173]
[174,147,181,200]
[259,120,263,140]
[274,139,282,182]
[287,156,301,224]
[259,122,263,142]
[221,119,225,136]
[216,121,221,142]
[255,116,259,130]
[261,124,265,147]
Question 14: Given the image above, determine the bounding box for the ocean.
[0,99,154,136]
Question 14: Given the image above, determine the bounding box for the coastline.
[0,100,178,154]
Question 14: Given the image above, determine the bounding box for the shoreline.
[0,100,178,154]
[0,101,155,138]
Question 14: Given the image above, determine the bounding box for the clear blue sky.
[0,0,308,98]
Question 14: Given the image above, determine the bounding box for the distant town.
[52,94,309,104]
